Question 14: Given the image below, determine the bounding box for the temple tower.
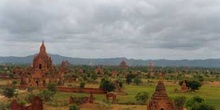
[147,74,174,110]
[119,58,129,68]
[181,80,188,92]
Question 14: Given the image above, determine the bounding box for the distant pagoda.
[181,80,188,92]
[118,58,129,68]
[147,74,174,110]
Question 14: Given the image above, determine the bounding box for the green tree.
[186,96,204,108]
[47,83,57,93]
[193,103,215,110]
[3,87,15,99]
[0,102,10,110]
[125,73,136,85]
[91,74,97,80]
[38,90,54,102]
[133,77,142,85]
[135,92,149,104]
[69,104,80,110]
[79,82,85,88]
[100,79,116,92]
[185,96,214,110]
[187,80,202,91]
[174,96,186,110]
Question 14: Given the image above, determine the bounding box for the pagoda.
[181,80,188,92]
[147,74,174,110]
[119,59,129,68]
[21,40,63,87]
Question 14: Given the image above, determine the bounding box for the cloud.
[0,0,220,59]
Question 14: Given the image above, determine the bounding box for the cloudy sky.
[0,0,220,60]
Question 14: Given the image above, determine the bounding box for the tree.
[185,96,214,110]
[79,82,85,88]
[174,96,186,110]
[125,73,136,85]
[3,87,15,99]
[47,83,57,93]
[193,103,215,110]
[135,92,149,104]
[91,74,97,80]
[187,80,202,91]
[186,96,204,109]
[69,104,80,110]
[38,90,54,102]
[100,79,116,92]
[133,77,142,85]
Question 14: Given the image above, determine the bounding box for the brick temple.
[147,74,174,110]
[181,80,188,92]
[119,59,129,68]
[20,40,64,87]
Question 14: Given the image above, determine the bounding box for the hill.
[0,54,220,67]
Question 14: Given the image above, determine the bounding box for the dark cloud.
[0,0,220,59]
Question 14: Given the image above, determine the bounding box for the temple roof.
[151,74,169,100]
[119,59,128,68]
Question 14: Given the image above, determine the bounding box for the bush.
[0,102,10,110]
[18,100,27,105]
[3,87,15,99]
[174,96,186,109]
[79,82,85,88]
[47,83,57,93]
[69,104,80,110]
[133,77,142,85]
[12,80,17,85]
[135,92,149,104]
[38,90,55,102]
[100,80,116,92]
[25,94,36,103]
[185,96,215,110]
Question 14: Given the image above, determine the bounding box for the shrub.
[3,87,15,99]
[69,104,80,110]
[185,96,214,110]
[18,100,27,105]
[100,80,116,92]
[79,82,85,88]
[173,96,186,109]
[47,83,57,93]
[135,92,149,104]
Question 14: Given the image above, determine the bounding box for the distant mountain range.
[0,54,220,67]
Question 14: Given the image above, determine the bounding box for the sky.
[0,0,220,60]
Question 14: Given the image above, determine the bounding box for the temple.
[20,40,64,87]
[147,74,174,110]
[118,59,129,68]
[95,66,104,75]
[181,80,188,92]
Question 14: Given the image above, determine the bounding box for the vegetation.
[100,78,116,92]
[186,96,215,110]
[179,80,202,92]
[1,64,220,109]
[173,96,186,109]
[135,92,149,104]
[69,104,80,110]
[2,87,15,99]
[47,82,57,93]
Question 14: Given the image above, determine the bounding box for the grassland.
[1,79,220,110]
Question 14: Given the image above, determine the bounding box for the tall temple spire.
[39,40,46,55]
[147,73,174,110]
